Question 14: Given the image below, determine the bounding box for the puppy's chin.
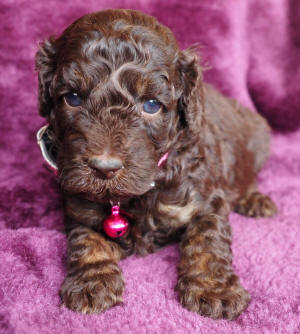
[83,183,155,204]
[59,168,156,203]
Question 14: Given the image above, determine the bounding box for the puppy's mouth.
[58,160,157,202]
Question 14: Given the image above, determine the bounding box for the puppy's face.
[36,10,201,203]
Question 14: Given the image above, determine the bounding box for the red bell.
[103,205,129,238]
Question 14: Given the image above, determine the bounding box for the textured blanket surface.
[1,0,300,333]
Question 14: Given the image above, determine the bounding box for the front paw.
[60,265,124,314]
[177,276,250,320]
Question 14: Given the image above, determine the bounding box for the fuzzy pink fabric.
[1,1,300,333]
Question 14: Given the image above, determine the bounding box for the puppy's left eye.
[143,99,162,114]
[64,92,82,107]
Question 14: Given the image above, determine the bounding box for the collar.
[36,125,58,176]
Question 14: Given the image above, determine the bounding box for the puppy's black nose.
[88,155,123,179]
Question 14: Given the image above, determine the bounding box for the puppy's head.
[36,9,203,203]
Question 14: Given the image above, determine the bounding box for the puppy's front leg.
[60,225,124,314]
[177,197,250,320]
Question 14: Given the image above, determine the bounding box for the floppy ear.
[35,37,57,118]
[176,48,204,133]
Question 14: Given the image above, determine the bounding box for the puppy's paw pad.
[177,279,250,320]
[60,272,124,314]
[235,191,277,218]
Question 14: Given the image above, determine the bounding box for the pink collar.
[157,152,169,167]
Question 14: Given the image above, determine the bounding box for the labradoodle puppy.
[35,9,277,319]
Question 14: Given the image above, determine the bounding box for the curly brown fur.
[35,9,276,319]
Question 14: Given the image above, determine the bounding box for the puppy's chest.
[152,189,200,231]
[156,200,197,226]
[126,196,198,254]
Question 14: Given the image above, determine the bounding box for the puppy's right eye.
[143,99,162,114]
[64,92,82,107]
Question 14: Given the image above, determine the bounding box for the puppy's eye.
[143,99,162,114]
[64,92,82,107]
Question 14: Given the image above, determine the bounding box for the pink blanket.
[1,0,300,333]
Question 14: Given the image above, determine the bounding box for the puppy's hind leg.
[234,111,276,218]
[234,184,277,218]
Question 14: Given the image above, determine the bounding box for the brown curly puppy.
[35,9,277,319]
